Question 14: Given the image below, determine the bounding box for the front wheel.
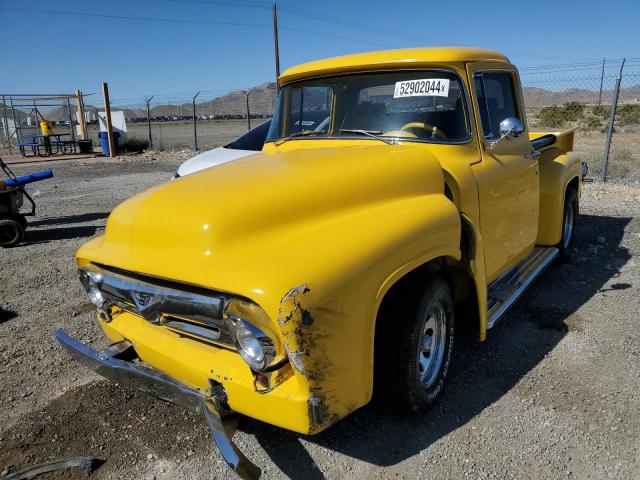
[558,188,578,261]
[0,219,25,248]
[377,278,455,412]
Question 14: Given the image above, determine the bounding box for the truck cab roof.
[279,47,511,84]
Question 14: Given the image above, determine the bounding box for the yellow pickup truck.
[57,47,584,479]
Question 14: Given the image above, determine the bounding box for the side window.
[473,72,520,139]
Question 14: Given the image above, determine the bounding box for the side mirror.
[489,117,525,149]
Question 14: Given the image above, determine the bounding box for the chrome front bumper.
[55,329,261,480]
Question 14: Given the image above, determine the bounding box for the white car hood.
[175,147,258,177]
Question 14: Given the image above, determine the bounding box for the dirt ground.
[1,153,639,479]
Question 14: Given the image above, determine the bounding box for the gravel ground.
[0,154,639,479]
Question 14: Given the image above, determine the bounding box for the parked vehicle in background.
[174,120,271,178]
[58,47,585,479]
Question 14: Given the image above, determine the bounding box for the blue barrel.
[98,132,120,156]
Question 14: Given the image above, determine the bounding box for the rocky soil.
[1,154,639,479]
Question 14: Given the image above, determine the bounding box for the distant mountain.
[523,83,640,106]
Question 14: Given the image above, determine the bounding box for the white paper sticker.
[394,79,450,98]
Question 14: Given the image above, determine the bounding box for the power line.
[1,6,389,47]
[0,7,270,28]
[166,0,427,43]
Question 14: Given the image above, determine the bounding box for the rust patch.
[278,284,340,432]
[278,284,311,325]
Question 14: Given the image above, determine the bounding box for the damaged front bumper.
[55,329,261,480]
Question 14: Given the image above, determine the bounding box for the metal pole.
[2,95,12,155]
[66,98,76,142]
[600,59,625,182]
[192,91,200,151]
[273,4,280,92]
[102,82,116,158]
[598,58,605,105]
[146,95,154,150]
[10,98,19,146]
[245,87,256,131]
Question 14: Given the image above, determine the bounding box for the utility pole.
[273,3,280,92]
[601,58,625,182]
[192,91,200,151]
[146,95,154,150]
[598,58,605,105]
[102,82,115,158]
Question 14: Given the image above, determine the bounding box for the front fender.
[277,193,461,433]
[537,147,581,246]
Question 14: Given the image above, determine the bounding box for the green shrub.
[617,104,640,125]
[119,138,150,153]
[581,115,602,131]
[592,105,611,119]
[562,101,584,121]
[538,106,565,128]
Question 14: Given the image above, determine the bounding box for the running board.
[486,247,558,329]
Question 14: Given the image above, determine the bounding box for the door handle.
[525,150,542,159]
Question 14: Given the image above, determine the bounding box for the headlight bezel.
[227,312,277,372]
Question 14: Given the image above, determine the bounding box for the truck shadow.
[247,213,632,479]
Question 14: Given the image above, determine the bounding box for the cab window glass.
[474,72,520,139]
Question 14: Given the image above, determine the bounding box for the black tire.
[376,278,455,412]
[0,219,25,248]
[10,214,27,231]
[558,188,578,261]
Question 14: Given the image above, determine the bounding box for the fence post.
[600,59,625,182]
[245,87,256,131]
[192,91,200,151]
[598,58,605,105]
[2,95,12,155]
[146,95,154,150]
[66,98,76,142]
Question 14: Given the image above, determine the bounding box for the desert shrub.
[119,138,149,153]
[537,102,587,128]
[617,104,640,125]
[562,101,584,121]
[592,105,611,119]
[581,115,602,131]
[538,106,565,127]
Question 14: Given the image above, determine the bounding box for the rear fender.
[537,147,581,246]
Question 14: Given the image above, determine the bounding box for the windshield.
[226,119,271,151]
[266,70,470,144]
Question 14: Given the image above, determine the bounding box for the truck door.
[467,64,539,283]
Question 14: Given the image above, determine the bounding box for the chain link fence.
[2,59,639,182]
[521,58,640,181]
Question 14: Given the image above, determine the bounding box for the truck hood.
[79,141,447,297]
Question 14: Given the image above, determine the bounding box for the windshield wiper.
[274,129,327,146]
[339,129,397,145]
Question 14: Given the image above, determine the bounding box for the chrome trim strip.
[487,247,559,329]
[55,329,261,480]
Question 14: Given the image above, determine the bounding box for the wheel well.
[566,176,579,196]
[374,256,479,384]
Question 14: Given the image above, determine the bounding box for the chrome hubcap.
[563,202,574,249]
[418,305,447,388]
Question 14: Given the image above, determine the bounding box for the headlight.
[79,269,107,310]
[228,313,276,371]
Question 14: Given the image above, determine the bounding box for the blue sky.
[1,0,638,104]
